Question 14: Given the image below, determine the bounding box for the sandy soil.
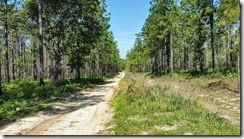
[0,72,124,135]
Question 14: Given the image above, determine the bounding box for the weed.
[110,75,240,135]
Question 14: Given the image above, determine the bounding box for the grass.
[0,77,106,128]
[110,75,240,135]
[145,68,239,93]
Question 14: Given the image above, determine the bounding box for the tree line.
[0,0,123,95]
[126,0,240,76]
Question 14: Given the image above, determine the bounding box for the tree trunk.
[0,58,2,95]
[226,36,230,68]
[198,20,204,73]
[237,47,240,93]
[23,41,26,79]
[76,42,81,81]
[18,36,21,80]
[38,0,44,85]
[4,0,10,82]
[76,41,81,81]
[161,49,164,71]
[199,47,204,72]
[183,39,187,70]
[170,32,173,73]
[45,45,48,78]
[210,0,215,70]
[12,47,15,80]
[33,43,38,79]
[164,37,167,74]
[238,22,240,93]
[230,32,233,68]
[52,41,64,86]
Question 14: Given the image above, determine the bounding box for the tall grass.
[111,77,240,135]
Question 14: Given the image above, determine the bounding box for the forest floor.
[0,72,124,135]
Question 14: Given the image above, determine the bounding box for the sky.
[106,0,151,59]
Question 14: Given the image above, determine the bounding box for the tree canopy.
[126,0,240,76]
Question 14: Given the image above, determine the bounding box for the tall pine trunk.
[183,39,187,70]
[226,28,231,68]
[18,36,21,80]
[76,41,81,81]
[32,42,38,79]
[170,32,173,73]
[238,17,240,93]
[164,37,167,74]
[0,54,2,95]
[237,46,240,93]
[38,0,44,85]
[23,41,26,79]
[210,0,215,69]
[12,47,15,80]
[4,0,10,82]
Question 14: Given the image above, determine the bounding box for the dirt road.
[0,72,124,135]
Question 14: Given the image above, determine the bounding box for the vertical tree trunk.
[216,43,221,69]
[20,40,24,79]
[18,36,21,80]
[200,47,204,72]
[198,20,204,73]
[33,58,37,80]
[12,47,15,80]
[76,44,81,81]
[23,41,26,79]
[210,0,215,70]
[238,20,240,93]
[38,0,44,85]
[4,0,10,82]
[33,43,38,79]
[170,32,173,73]
[0,60,2,95]
[164,37,167,74]
[161,48,164,71]
[230,28,233,68]
[52,41,64,86]
[237,47,240,93]
[45,46,48,78]
[183,39,187,70]
[226,36,230,68]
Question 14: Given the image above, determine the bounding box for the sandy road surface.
[0,72,124,135]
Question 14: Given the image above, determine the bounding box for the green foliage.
[126,36,150,73]
[126,0,240,75]
[118,58,126,72]
[21,0,122,84]
[111,77,240,135]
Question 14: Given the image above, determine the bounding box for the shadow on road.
[40,94,105,117]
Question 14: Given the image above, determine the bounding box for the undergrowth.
[111,76,240,135]
[147,68,238,80]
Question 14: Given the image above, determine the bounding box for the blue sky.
[106,0,151,59]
